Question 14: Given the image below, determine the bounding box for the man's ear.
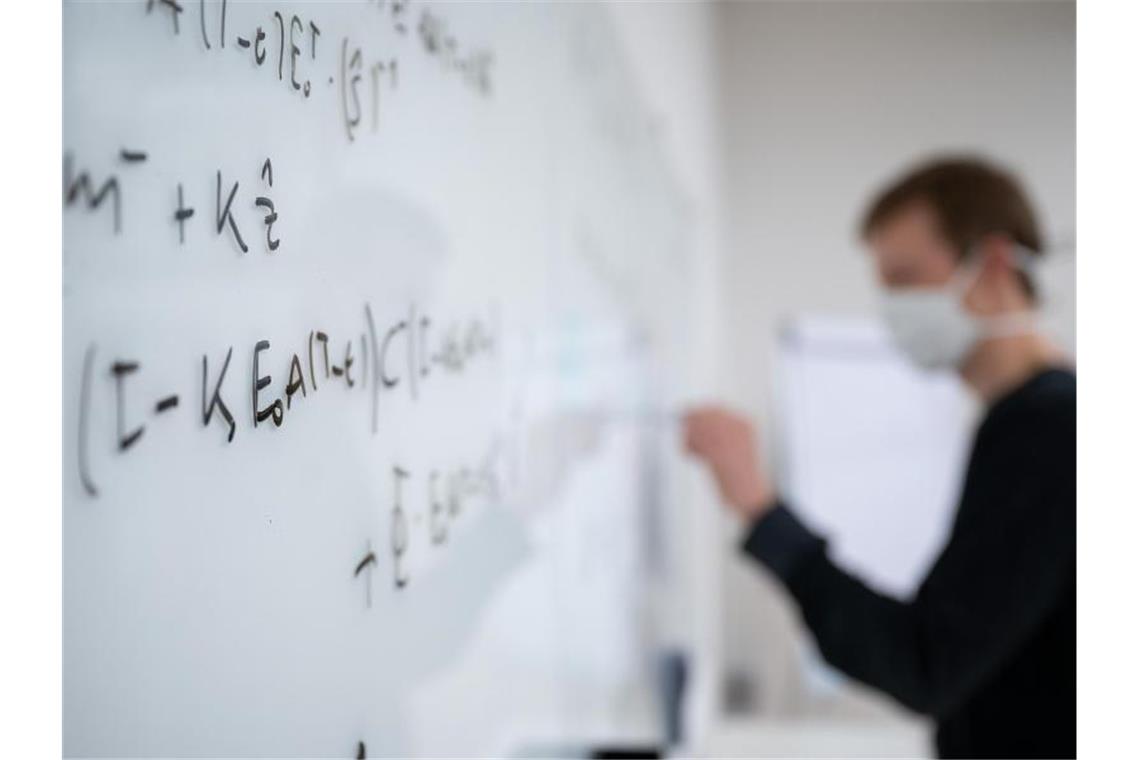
[975,233,1030,306]
[976,233,1017,280]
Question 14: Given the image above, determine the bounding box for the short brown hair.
[860,156,1042,297]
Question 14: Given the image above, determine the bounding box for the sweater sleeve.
[741,408,1075,718]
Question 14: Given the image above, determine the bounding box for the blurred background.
[609,0,1074,755]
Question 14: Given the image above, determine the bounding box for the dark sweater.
[742,368,1076,758]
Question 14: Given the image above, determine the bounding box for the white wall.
[716,0,1075,729]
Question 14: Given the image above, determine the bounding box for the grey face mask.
[880,247,1039,371]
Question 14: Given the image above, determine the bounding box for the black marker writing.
[340,37,363,142]
[255,157,279,251]
[202,347,236,442]
[307,330,318,391]
[308,20,320,59]
[379,320,406,388]
[146,0,183,35]
[391,465,410,588]
[215,170,248,253]
[174,183,194,244]
[359,333,368,389]
[252,340,283,427]
[254,24,267,64]
[273,11,284,80]
[288,14,303,92]
[78,344,99,497]
[285,353,307,409]
[364,305,381,433]
[316,330,330,378]
[198,0,211,50]
[428,471,447,545]
[254,195,278,251]
[418,315,431,377]
[112,361,145,451]
[354,543,377,608]
[406,304,418,401]
[343,340,355,388]
[354,550,377,577]
[64,153,121,234]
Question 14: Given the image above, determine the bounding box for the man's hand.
[683,405,776,521]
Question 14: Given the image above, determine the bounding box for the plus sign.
[174,183,194,244]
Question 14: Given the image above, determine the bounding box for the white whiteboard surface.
[63,2,698,756]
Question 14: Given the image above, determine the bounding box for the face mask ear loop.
[954,241,1041,311]
[960,242,1042,339]
[950,246,986,307]
[964,239,1043,299]
[948,245,1030,341]
[1012,244,1046,307]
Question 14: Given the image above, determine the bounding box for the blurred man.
[685,158,1075,759]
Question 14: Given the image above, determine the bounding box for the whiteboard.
[63,2,697,756]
